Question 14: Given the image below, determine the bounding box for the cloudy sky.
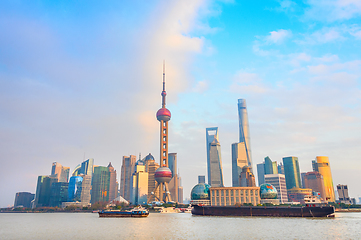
[1,0,361,207]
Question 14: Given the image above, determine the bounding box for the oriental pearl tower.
[149,62,173,203]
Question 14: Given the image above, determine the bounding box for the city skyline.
[1,0,361,207]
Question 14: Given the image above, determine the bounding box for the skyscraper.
[303,171,326,201]
[131,163,148,205]
[91,166,110,203]
[337,184,351,204]
[51,162,70,183]
[264,174,288,203]
[168,153,179,202]
[120,155,136,201]
[231,142,248,187]
[238,99,253,173]
[314,156,335,202]
[206,127,224,187]
[257,163,265,186]
[14,192,35,208]
[239,166,256,187]
[49,182,69,207]
[144,153,160,202]
[108,162,118,202]
[34,175,58,207]
[283,156,301,190]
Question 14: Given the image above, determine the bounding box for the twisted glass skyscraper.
[238,99,253,172]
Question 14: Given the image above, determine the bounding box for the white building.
[264,174,288,203]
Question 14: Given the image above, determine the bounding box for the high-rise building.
[51,162,70,183]
[264,174,288,203]
[313,156,335,202]
[283,156,301,190]
[303,171,326,201]
[80,175,92,203]
[34,175,58,207]
[257,157,278,186]
[277,163,284,174]
[206,127,224,187]
[239,166,256,187]
[120,155,136,201]
[301,172,307,188]
[336,184,351,204]
[14,192,35,208]
[144,153,160,202]
[178,185,184,203]
[108,162,118,202]
[91,166,110,203]
[198,175,205,184]
[231,142,248,187]
[72,158,94,177]
[50,182,69,207]
[168,153,179,202]
[238,99,253,173]
[131,163,149,205]
[257,163,265,186]
[68,176,83,202]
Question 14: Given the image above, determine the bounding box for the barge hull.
[192,205,334,217]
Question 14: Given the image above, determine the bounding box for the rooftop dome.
[144,153,155,161]
[191,183,211,200]
[260,183,278,199]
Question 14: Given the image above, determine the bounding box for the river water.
[1,212,360,239]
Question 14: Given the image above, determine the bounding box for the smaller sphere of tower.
[154,167,172,183]
[156,108,171,122]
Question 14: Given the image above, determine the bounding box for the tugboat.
[98,206,149,218]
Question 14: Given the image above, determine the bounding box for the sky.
[1,0,361,207]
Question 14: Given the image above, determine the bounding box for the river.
[1,212,360,239]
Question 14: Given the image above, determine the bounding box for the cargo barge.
[192,205,335,217]
[98,207,149,218]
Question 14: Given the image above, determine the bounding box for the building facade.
[120,155,136,201]
[237,99,253,173]
[91,166,110,203]
[303,171,326,201]
[313,156,335,202]
[198,175,205,184]
[108,162,118,202]
[50,182,69,207]
[168,153,179,202]
[14,192,35,208]
[206,127,224,187]
[239,166,256,187]
[264,174,288,203]
[144,154,160,202]
[287,187,312,204]
[210,187,260,206]
[257,163,265,186]
[34,175,58,207]
[51,162,70,183]
[337,184,352,204]
[131,164,149,205]
[231,142,248,187]
[283,156,302,190]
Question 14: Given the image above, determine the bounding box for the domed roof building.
[190,183,211,206]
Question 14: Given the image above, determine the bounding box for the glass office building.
[282,156,301,190]
[206,127,224,187]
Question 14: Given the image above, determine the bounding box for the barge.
[192,205,335,217]
[98,206,149,218]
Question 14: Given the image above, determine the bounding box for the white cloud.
[266,29,292,44]
[304,0,361,21]
[192,80,209,93]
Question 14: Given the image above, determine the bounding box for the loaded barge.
[192,205,335,217]
[98,207,149,218]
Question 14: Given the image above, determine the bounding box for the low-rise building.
[210,187,260,206]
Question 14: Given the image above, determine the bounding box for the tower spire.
[162,60,166,108]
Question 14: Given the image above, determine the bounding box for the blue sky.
[1,0,361,207]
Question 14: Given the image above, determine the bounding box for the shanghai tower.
[238,99,253,173]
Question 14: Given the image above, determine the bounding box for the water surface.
[1,212,360,239]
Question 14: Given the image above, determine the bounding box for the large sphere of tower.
[154,167,172,183]
[156,108,171,122]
